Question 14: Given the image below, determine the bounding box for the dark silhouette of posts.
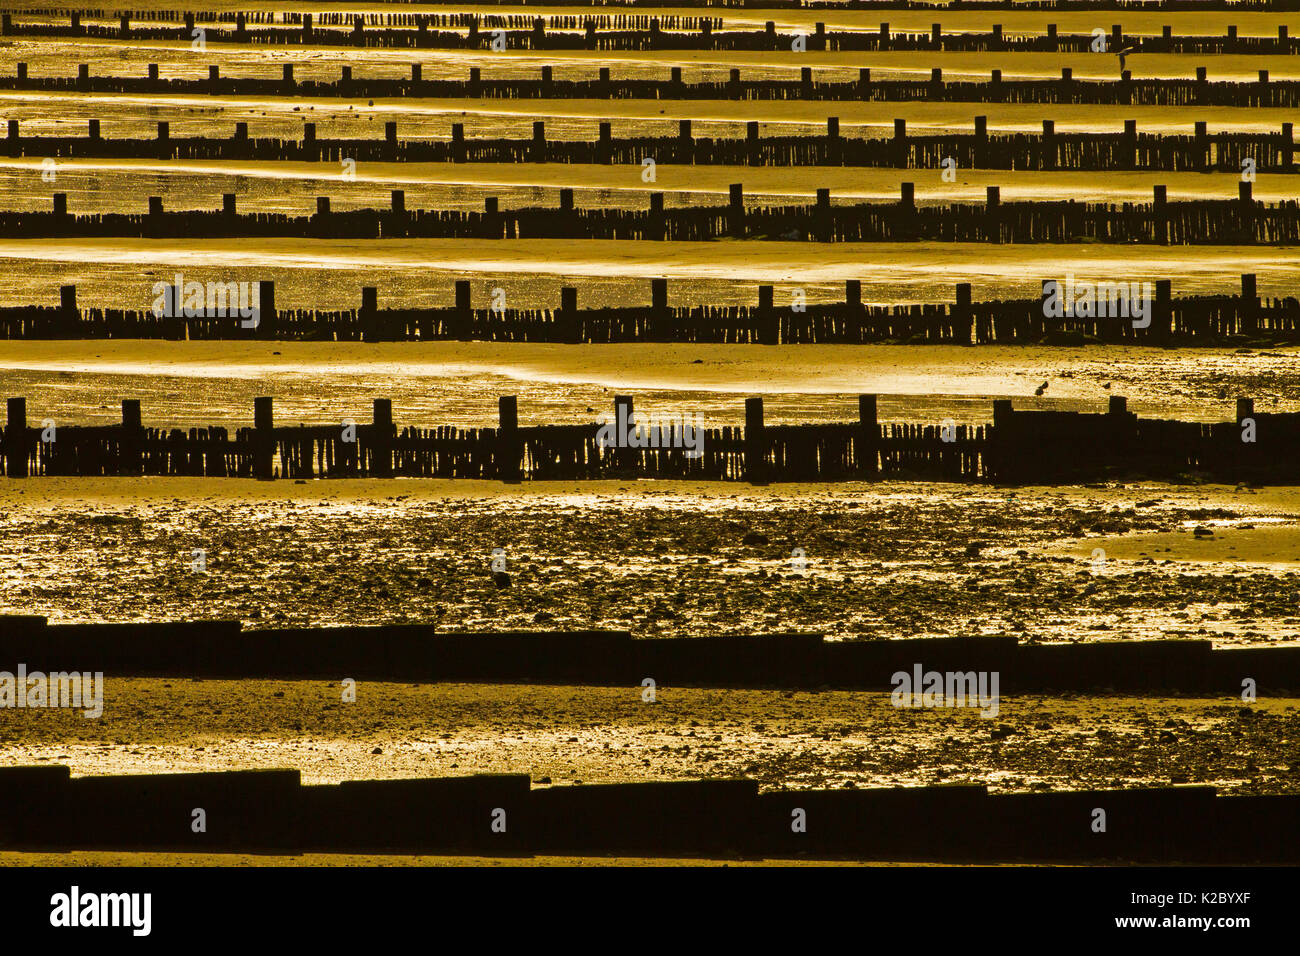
[498,396,521,483]
[1240,273,1258,335]
[359,286,377,340]
[729,183,744,237]
[5,397,27,478]
[1239,181,1255,243]
[1154,280,1172,342]
[954,283,973,346]
[651,278,668,316]
[745,397,767,484]
[454,280,472,339]
[858,394,878,477]
[120,400,142,475]
[1153,185,1168,244]
[258,282,276,338]
[757,285,778,344]
[532,121,546,162]
[253,397,274,480]
[559,287,580,343]
[371,399,393,477]
[613,395,635,473]
[815,188,831,241]
[598,122,612,163]
[986,186,1001,242]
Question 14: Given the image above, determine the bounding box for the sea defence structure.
[2,393,1296,485]
[0,277,1291,345]
[1,616,1297,694]
[0,763,1294,863]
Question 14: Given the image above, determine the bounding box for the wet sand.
[1,679,1296,795]
[2,478,1299,646]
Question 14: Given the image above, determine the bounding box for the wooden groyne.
[5,14,1295,55]
[5,66,1297,106]
[4,276,1294,346]
[14,0,1298,11]
[3,617,1298,694]
[3,393,1297,485]
[3,763,1293,862]
[9,118,1295,174]
[3,185,1293,244]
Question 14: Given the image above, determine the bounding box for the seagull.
[1116,46,1138,74]
[1034,381,1049,396]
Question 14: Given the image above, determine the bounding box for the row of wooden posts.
[2,276,1294,345]
[3,63,1296,106]
[4,13,1295,53]
[2,183,1290,243]
[4,394,1297,484]
[10,116,1296,173]
[6,761,1298,861]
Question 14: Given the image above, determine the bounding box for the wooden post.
[1239,181,1255,243]
[858,394,878,477]
[729,183,744,237]
[258,281,276,338]
[1153,184,1167,244]
[120,400,142,475]
[815,187,831,241]
[745,397,767,484]
[757,284,778,345]
[954,282,973,345]
[371,399,393,477]
[598,121,612,163]
[253,397,274,480]
[652,278,668,313]
[1240,273,1258,335]
[454,279,472,339]
[559,286,580,343]
[498,396,521,483]
[614,395,634,473]
[986,186,1000,242]
[5,397,27,478]
[532,120,546,162]
[1155,279,1172,343]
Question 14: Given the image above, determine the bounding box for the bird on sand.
[1034,381,1049,396]
[1116,46,1137,74]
